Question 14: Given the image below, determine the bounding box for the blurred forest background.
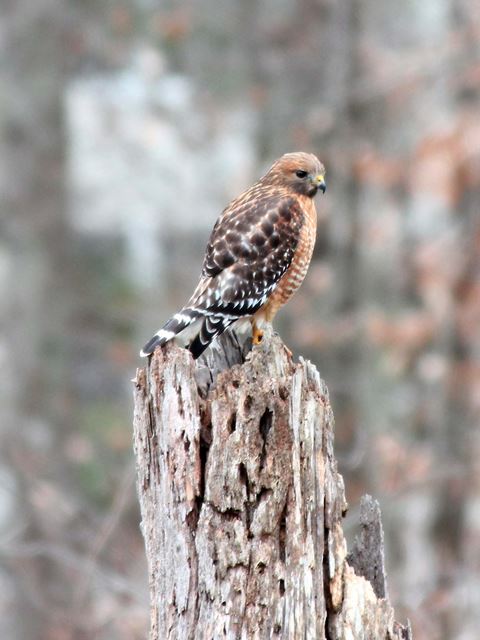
[1,1,480,638]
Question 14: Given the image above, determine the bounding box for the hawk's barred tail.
[139,308,202,357]
[188,315,234,359]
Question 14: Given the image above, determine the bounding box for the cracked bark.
[133,332,412,639]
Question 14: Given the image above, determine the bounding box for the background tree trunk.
[133,333,412,639]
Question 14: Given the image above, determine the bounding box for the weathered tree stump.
[133,332,412,639]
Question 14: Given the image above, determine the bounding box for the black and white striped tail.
[139,308,201,357]
[188,315,234,359]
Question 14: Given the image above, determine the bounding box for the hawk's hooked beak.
[314,174,326,194]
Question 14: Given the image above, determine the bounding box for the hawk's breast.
[264,196,317,310]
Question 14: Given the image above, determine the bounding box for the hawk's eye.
[295,170,308,179]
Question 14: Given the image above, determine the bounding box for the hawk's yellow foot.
[252,323,264,345]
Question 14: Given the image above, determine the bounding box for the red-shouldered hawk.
[140,152,326,359]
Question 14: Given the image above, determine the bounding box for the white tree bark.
[133,333,412,639]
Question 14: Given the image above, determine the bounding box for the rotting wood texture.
[133,331,412,640]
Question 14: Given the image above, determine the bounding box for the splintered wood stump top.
[133,334,412,640]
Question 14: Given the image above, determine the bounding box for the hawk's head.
[264,152,326,198]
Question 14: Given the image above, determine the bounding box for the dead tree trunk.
[133,332,412,639]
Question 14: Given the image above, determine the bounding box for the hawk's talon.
[252,327,264,345]
[283,344,293,359]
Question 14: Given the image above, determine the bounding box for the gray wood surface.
[133,332,412,639]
